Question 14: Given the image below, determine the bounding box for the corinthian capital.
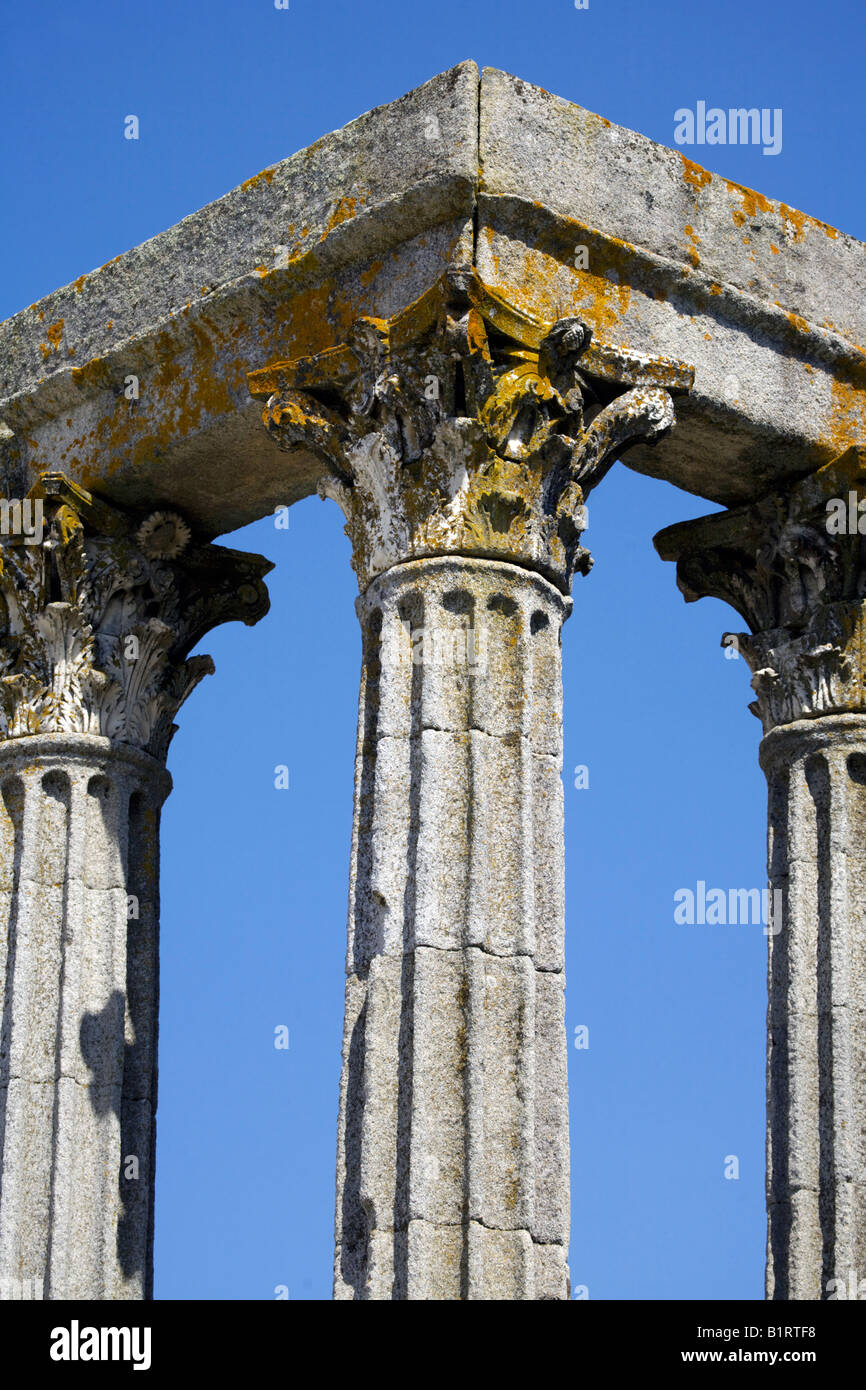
[655,446,866,730]
[249,270,692,591]
[0,474,272,758]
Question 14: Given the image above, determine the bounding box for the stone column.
[655,446,866,1301]
[0,475,271,1299]
[250,268,693,1299]
[339,555,570,1299]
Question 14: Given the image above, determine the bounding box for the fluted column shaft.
[0,473,272,1299]
[0,735,168,1299]
[335,557,570,1299]
[762,716,866,1299]
[655,447,866,1301]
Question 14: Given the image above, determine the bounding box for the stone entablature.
[1,66,863,536]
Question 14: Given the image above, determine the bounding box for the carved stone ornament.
[655,447,866,730]
[249,269,693,592]
[0,474,272,758]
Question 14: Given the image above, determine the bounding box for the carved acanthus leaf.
[0,475,273,758]
[656,448,866,730]
[249,270,693,591]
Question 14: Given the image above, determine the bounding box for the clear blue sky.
[1,0,863,1300]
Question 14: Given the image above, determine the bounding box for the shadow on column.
[0,778,25,1221]
[80,988,150,1292]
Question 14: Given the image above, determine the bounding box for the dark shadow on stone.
[0,778,25,1209]
[80,988,151,1293]
[392,593,425,1299]
[767,766,792,1299]
[339,999,368,1298]
[353,607,383,973]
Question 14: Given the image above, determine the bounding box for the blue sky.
[1,0,863,1300]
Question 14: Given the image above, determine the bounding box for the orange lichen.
[39,319,65,359]
[784,309,811,336]
[827,374,866,457]
[726,182,773,221]
[76,317,250,492]
[70,358,111,391]
[67,267,370,493]
[324,196,358,235]
[73,276,87,294]
[240,167,276,194]
[680,156,712,193]
[271,278,355,359]
[475,220,642,336]
[719,182,843,247]
[780,205,806,242]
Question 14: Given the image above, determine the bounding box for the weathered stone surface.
[761,718,866,1300]
[0,64,480,535]
[478,68,866,506]
[0,735,167,1299]
[334,558,570,1299]
[479,68,866,343]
